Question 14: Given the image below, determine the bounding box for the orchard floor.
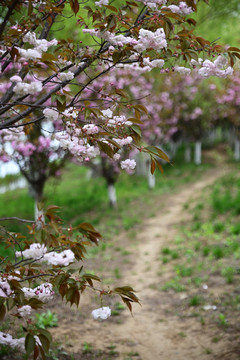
[3,150,240,360]
[46,153,240,360]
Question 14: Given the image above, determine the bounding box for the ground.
[1,150,240,360]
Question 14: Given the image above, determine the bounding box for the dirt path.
[53,164,238,360]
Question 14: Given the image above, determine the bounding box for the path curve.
[53,164,235,360]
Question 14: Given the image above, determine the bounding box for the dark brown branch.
[19,273,54,282]
[0,0,19,38]
[0,4,150,130]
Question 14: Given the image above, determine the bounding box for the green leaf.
[25,334,36,355]
[114,88,129,99]
[57,99,66,112]
[39,346,46,360]
[38,328,52,344]
[97,141,114,158]
[134,104,148,114]
[39,335,50,353]
[112,51,122,64]
[28,0,33,16]
[131,125,141,137]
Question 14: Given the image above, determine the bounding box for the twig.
[0,217,35,223]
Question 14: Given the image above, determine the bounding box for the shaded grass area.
[0,159,210,243]
[0,158,208,257]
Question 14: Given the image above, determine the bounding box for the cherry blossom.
[91,306,111,320]
[18,305,32,318]
[15,243,47,260]
[22,283,54,302]
[120,159,136,171]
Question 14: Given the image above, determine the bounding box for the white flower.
[113,136,133,147]
[202,284,208,290]
[95,0,108,6]
[113,153,120,161]
[11,337,25,351]
[28,81,42,94]
[175,65,191,75]
[0,332,13,345]
[43,108,59,121]
[102,109,113,118]
[15,243,47,260]
[22,283,54,302]
[134,28,167,53]
[13,82,30,95]
[18,48,42,60]
[0,332,25,351]
[10,76,22,83]
[0,280,12,298]
[91,306,111,320]
[120,159,136,171]
[143,57,164,69]
[42,249,75,266]
[82,124,99,134]
[58,71,74,82]
[18,305,32,318]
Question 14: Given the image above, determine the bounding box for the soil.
[45,156,240,360]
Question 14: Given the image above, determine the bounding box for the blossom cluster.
[18,305,32,318]
[22,283,54,302]
[55,123,100,162]
[0,332,25,351]
[165,2,194,16]
[0,279,12,298]
[15,243,75,266]
[17,31,58,61]
[12,77,43,95]
[197,56,233,78]
[91,306,111,320]
[134,28,167,53]
[15,243,47,260]
[82,27,167,52]
[95,0,109,6]
[136,0,167,10]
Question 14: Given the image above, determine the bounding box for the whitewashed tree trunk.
[234,138,240,161]
[135,153,148,176]
[194,141,202,165]
[34,200,45,223]
[148,171,155,189]
[108,184,117,207]
[184,144,191,163]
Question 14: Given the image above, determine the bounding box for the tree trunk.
[135,152,148,176]
[184,144,191,163]
[234,138,240,161]
[148,161,156,189]
[34,199,45,223]
[27,181,45,223]
[169,141,178,158]
[108,184,117,208]
[194,141,202,165]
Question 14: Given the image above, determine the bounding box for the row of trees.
[2,62,240,208]
[0,0,238,358]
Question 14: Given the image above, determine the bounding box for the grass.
[0,160,210,258]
